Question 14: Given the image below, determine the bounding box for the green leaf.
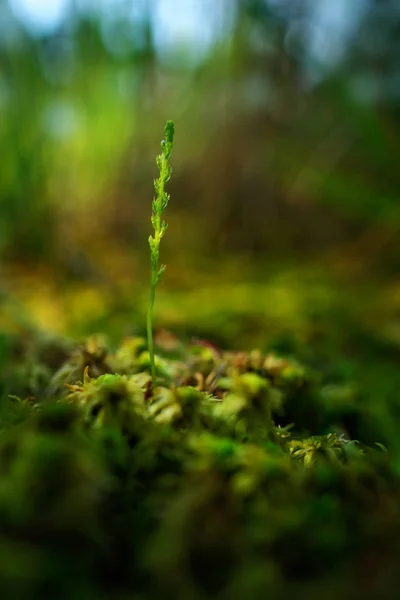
[375,442,388,452]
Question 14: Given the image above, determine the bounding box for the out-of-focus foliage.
[1,0,400,276]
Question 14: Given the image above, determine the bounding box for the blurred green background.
[1,0,400,352]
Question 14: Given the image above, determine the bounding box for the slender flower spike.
[147,120,175,389]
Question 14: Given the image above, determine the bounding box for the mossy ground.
[1,276,400,600]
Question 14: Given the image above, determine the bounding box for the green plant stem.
[147,120,174,390]
[147,269,157,389]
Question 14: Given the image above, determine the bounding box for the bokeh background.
[1,0,400,358]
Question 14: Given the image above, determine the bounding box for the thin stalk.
[147,120,175,389]
[147,263,157,388]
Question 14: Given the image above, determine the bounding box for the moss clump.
[0,327,399,600]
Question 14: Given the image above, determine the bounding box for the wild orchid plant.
[147,120,175,389]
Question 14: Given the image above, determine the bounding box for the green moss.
[0,324,398,599]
